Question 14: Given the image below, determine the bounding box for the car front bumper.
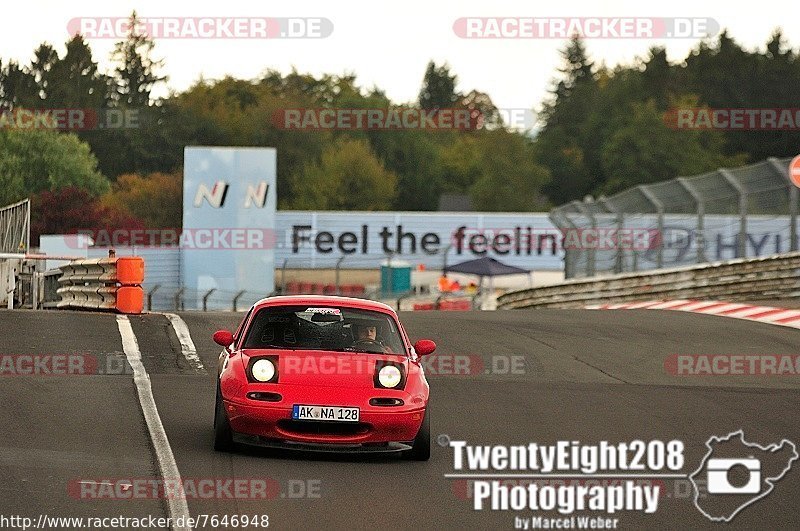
[224,398,425,445]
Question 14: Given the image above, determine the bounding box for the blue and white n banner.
[182,146,277,308]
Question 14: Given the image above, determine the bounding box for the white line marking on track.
[164,313,205,372]
[117,316,192,531]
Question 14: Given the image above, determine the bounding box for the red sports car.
[212,295,436,460]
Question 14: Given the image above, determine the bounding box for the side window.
[233,307,254,347]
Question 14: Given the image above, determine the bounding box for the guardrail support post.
[639,185,665,269]
[202,288,216,312]
[147,284,160,311]
[232,290,246,312]
[574,201,597,276]
[335,256,345,295]
[720,168,747,259]
[173,287,185,312]
[597,197,623,275]
[676,177,706,263]
[549,211,579,278]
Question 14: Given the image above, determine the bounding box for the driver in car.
[356,323,378,341]
[352,322,393,353]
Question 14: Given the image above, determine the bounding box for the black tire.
[404,408,430,461]
[213,384,234,452]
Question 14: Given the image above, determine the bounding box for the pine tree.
[112,11,166,107]
[418,61,460,111]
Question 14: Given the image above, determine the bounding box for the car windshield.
[242,305,405,354]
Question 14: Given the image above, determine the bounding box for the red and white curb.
[586,300,800,330]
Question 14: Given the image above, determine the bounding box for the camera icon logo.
[706,457,761,494]
[691,430,798,522]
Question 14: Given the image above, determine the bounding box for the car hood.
[240,349,408,388]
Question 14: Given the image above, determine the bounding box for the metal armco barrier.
[57,256,145,313]
[497,251,800,309]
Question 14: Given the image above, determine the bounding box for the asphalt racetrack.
[0,308,798,530]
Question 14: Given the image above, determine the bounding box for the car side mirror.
[213,330,234,347]
[414,339,436,356]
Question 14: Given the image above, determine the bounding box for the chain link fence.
[551,157,798,278]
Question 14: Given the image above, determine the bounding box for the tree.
[288,138,397,210]
[641,47,676,109]
[537,35,599,204]
[78,11,169,179]
[45,36,111,108]
[0,38,111,110]
[367,129,444,210]
[0,59,38,108]
[0,129,109,205]
[100,172,182,228]
[541,34,596,126]
[418,61,460,110]
[112,11,166,107]
[600,99,746,194]
[440,131,550,211]
[30,187,142,246]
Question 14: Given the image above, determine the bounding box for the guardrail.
[57,256,145,313]
[497,251,800,309]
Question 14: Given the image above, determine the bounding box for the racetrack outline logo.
[690,430,798,522]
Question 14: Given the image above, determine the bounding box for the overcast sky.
[4,1,798,112]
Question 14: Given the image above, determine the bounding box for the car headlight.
[251,358,276,382]
[378,365,402,388]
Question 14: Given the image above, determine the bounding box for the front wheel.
[213,384,234,452]
[404,408,430,461]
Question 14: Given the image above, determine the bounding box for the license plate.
[292,405,360,422]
